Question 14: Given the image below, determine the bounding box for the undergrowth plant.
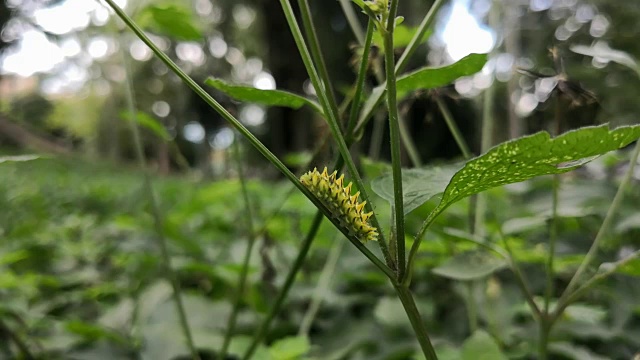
[98,0,640,359]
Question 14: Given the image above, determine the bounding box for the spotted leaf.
[427,124,640,223]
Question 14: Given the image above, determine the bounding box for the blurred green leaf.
[395,53,488,98]
[571,42,639,74]
[372,26,432,49]
[461,330,508,360]
[361,54,487,119]
[428,124,640,224]
[137,3,202,41]
[120,110,170,141]
[371,165,460,214]
[269,336,310,360]
[432,251,506,281]
[0,154,41,164]
[548,342,609,360]
[205,78,323,115]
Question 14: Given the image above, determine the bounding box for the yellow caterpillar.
[300,167,379,243]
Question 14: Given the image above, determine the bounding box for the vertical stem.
[553,136,640,319]
[118,36,200,360]
[298,234,345,336]
[435,96,472,159]
[394,285,439,360]
[346,20,375,140]
[220,138,258,359]
[465,282,478,333]
[242,211,324,360]
[338,0,365,44]
[398,114,423,166]
[384,0,406,282]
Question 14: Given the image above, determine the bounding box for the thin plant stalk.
[398,114,423,166]
[394,285,439,360]
[435,96,472,159]
[346,19,375,141]
[117,35,199,360]
[383,0,407,282]
[280,0,393,268]
[354,0,446,134]
[552,137,640,320]
[298,234,345,336]
[242,211,324,360]
[338,0,365,44]
[297,0,342,130]
[220,138,258,359]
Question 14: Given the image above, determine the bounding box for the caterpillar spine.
[300,167,379,243]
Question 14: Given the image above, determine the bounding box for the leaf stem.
[346,19,375,141]
[117,33,200,360]
[338,0,365,45]
[220,138,258,359]
[435,95,472,159]
[552,137,640,320]
[394,285,439,360]
[383,0,406,282]
[354,0,446,133]
[298,234,345,336]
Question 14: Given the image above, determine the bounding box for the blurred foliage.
[0,151,639,359]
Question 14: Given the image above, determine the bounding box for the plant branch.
[394,285,439,360]
[553,137,640,319]
[117,33,199,360]
[383,0,406,282]
[435,95,472,159]
[241,211,324,360]
[338,0,365,45]
[220,138,258,359]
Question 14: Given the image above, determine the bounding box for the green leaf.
[571,42,639,73]
[137,4,202,41]
[372,25,432,49]
[120,111,171,141]
[432,251,506,281]
[205,78,323,115]
[0,155,41,164]
[370,165,459,214]
[268,336,310,360]
[350,0,366,11]
[360,54,487,119]
[548,342,609,360]
[461,330,508,360]
[428,124,640,224]
[395,53,488,98]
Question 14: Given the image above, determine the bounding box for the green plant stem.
[116,34,200,360]
[383,0,406,282]
[220,139,258,359]
[0,319,34,360]
[354,0,446,134]
[552,138,640,320]
[338,0,365,45]
[298,234,345,336]
[499,234,543,320]
[346,19,375,141]
[398,114,423,166]
[435,96,472,159]
[543,175,559,317]
[280,0,393,268]
[465,282,478,333]
[242,211,323,360]
[297,0,342,129]
[394,285,439,360]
